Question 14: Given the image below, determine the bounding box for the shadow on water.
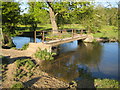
[40,42,102,88]
[41,42,102,81]
[40,41,119,88]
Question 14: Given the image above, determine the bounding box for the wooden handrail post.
[72,29,74,38]
[34,30,36,43]
[74,29,76,34]
[81,29,83,35]
[42,31,45,43]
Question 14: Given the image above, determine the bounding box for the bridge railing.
[35,29,88,43]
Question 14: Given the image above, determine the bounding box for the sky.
[15,0,119,14]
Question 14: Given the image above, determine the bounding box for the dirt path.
[1,43,70,88]
[1,43,41,88]
[1,43,52,58]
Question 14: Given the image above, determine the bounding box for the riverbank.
[1,49,69,88]
[1,45,119,88]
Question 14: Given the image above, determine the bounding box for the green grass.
[94,79,119,88]
[12,43,29,50]
[46,32,72,40]
[20,43,29,50]
[14,59,36,80]
[35,48,56,61]
[16,24,84,33]
[61,24,85,29]
[16,24,52,32]
[0,55,9,81]
[16,24,118,41]
[93,25,118,40]
[11,82,24,89]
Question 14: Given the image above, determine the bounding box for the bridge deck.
[44,34,87,46]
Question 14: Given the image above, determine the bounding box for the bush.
[35,48,56,60]
[18,43,29,50]
[11,82,24,88]
[14,59,35,80]
[94,79,119,88]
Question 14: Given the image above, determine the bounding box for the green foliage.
[2,2,21,47]
[25,2,50,31]
[21,43,29,50]
[94,79,119,88]
[12,43,29,50]
[80,4,118,33]
[0,55,9,82]
[11,82,24,89]
[27,1,94,30]
[1,55,8,65]
[93,26,118,40]
[16,59,35,69]
[15,59,35,80]
[2,2,21,35]
[50,2,94,26]
[35,48,56,60]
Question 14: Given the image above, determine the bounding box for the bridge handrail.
[34,29,88,43]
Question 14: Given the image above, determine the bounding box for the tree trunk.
[47,2,58,34]
[2,34,16,48]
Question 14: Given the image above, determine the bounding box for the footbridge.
[29,29,92,52]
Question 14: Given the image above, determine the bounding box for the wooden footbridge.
[29,29,92,52]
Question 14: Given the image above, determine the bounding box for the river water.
[12,36,119,82]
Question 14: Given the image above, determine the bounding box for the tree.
[49,1,94,30]
[28,2,50,27]
[28,1,94,33]
[47,2,58,33]
[2,2,21,47]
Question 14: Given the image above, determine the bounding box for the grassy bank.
[16,24,118,42]
[93,25,118,40]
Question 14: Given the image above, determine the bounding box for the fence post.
[81,29,83,35]
[72,29,74,38]
[34,30,36,43]
[74,29,76,34]
[42,31,45,43]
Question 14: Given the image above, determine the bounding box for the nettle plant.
[35,48,56,61]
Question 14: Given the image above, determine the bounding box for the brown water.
[13,37,119,82]
[40,41,119,82]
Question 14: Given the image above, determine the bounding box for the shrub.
[94,79,119,88]
[11,82,24,89]
[14,59,35,80]
[19,43,29,50]
[35,48,56,60]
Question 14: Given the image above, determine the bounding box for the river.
[12,36,119,82]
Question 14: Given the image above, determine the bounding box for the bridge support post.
[34,30,36,43]
[78,40,83,45]
[42,31,45,43]
[72,29,74,38]
[81,29,83,35]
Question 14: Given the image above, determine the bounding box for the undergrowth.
[94,78,119,88]
[11,82,24,89]
[35,48,56,60]
[14,59,36,80]
[0,55,9,82]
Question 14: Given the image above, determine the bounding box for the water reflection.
[12,36,41,48]
[41,41,119,82]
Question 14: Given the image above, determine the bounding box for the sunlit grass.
[93,25,118,40]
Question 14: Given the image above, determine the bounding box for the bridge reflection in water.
[41,42,119,84]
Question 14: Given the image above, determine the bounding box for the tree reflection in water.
[40,41,103,84]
